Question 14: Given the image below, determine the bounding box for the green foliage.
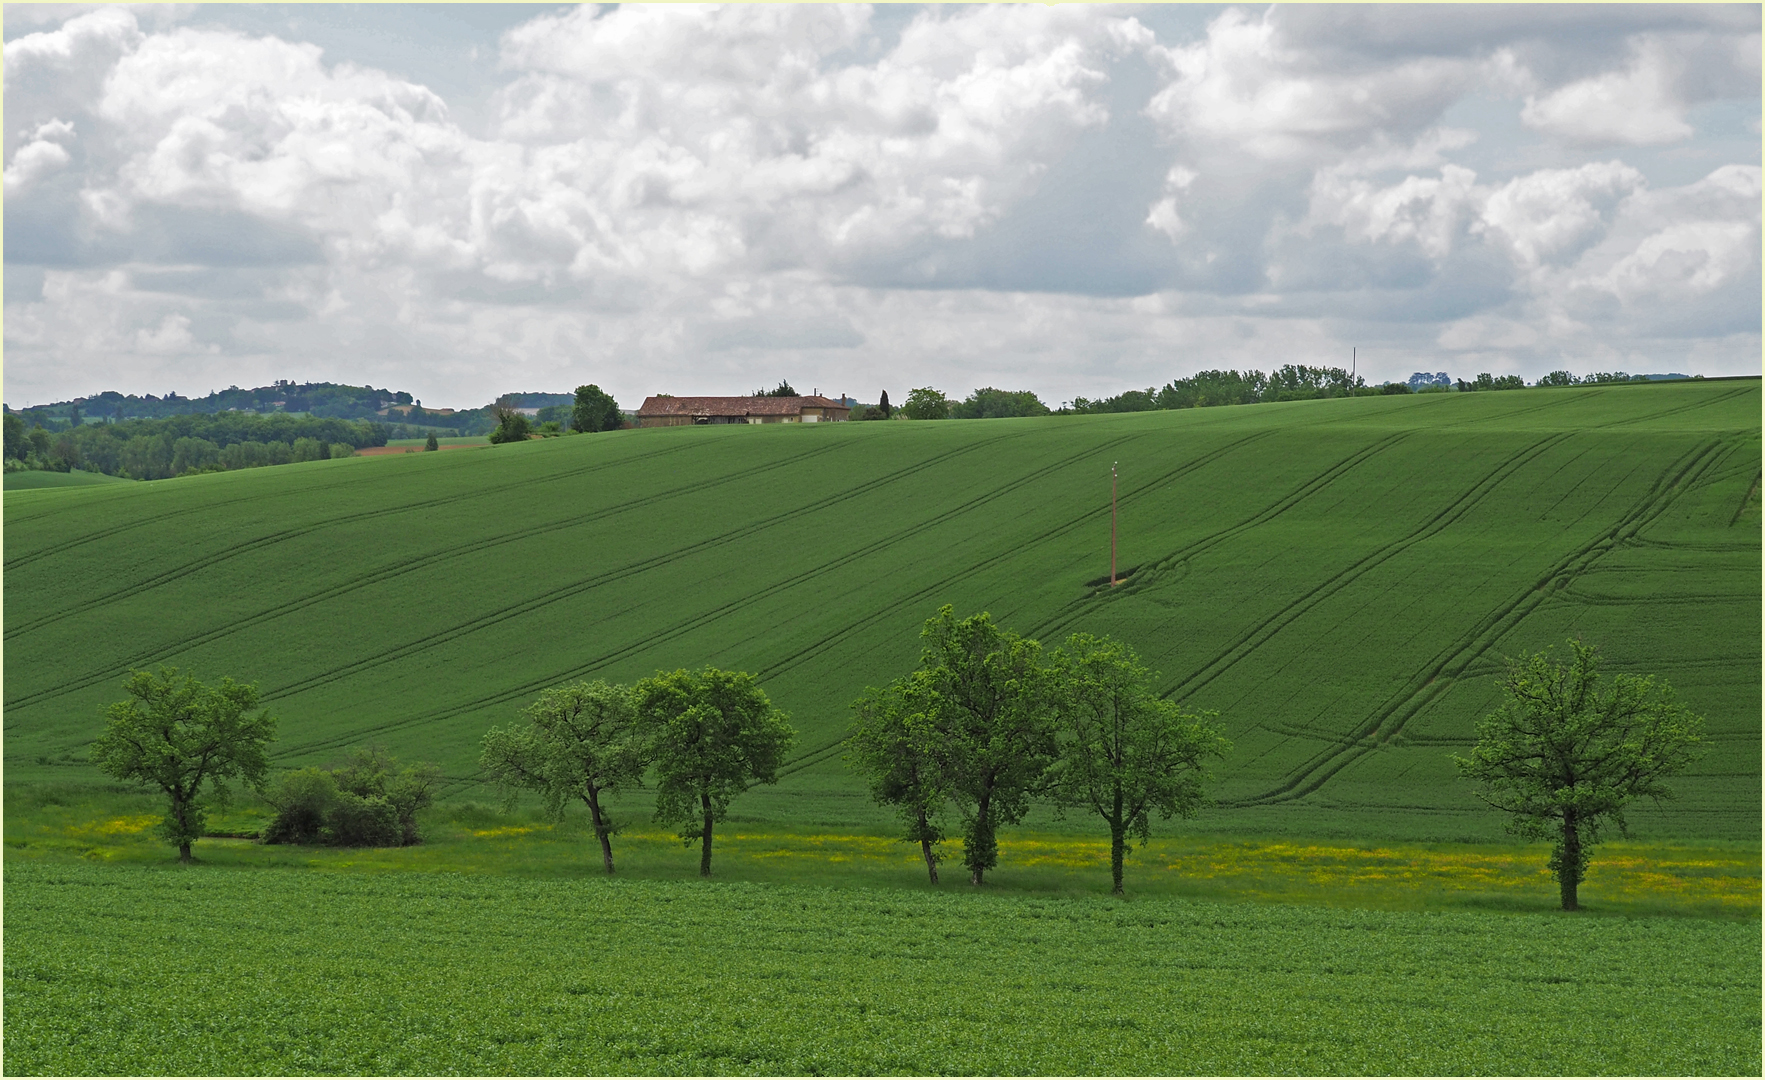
[424,431,440,451]
[1046,633,1230,894]
[261,746,439,847]
[900,386,953,420]
[571,384,623,433]
[1454,640,1705,910]
[7,862,1760,1075]
[636,668,795,876]
[481,681,649,873]
[88,669,275,861]
[1460,373,1528,392]
[753,380,799,397]
[952,387,1051,419]
[848,672,950,882]
[4,412,28,461]
[912,607,1055,884]
[488,405,533,444]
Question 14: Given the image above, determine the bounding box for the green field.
[7,380,1758,842]
[3,469,135,491]
[4,860,1757,1075]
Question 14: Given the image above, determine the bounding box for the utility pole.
[1110,461,1119,586]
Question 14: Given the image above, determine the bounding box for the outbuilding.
[635,395,851,427]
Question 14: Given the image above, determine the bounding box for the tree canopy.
[90,669,276,862]
[1046,634,1230,894]
[636,667,795,876]
[849,671,950,883]
[480,680,649,873]
[1453,640,1705,910]
[952,387,1051,419]
[571,384,623,433]
[900,387,953,420]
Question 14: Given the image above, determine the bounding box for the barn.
[635,395,852,427]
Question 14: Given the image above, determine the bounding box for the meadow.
[4,858,1758,1076]
[6,379,1758,842]
[6,383,1760,1074]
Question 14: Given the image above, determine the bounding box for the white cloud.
[1306,164,1480,262]
[4,137,73,195]
[1521,35,1695,145]
[1476,161,1646,268]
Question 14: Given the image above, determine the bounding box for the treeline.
[15,380,412,426]
[3,411,390,480]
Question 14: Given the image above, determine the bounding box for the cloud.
[1521,36,1694,145]
[1476,161,1647,268]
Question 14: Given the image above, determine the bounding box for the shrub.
[261,768,338,845]
[324,792,402,847]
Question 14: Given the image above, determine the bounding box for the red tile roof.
[637,395,848,417]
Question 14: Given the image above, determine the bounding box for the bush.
[261,767,338,845]
[329,442,356,459]
[260,746,439,847]
[324,792,402,847]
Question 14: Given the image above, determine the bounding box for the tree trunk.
[1560,812,1581,911]
[1110,783,1126,896]
[178,841,193,864]
[699,792,714,877]
[921,837,939,885]
[969,789,992,886]
[585,788,614,875]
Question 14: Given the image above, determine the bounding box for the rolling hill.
[5,380,1758,842]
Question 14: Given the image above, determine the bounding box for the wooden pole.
[1110,461,1118,586]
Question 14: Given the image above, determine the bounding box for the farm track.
[7,433,1009,712]
[1160,431,1576,704]
[1225,436,1731,808]
[274,428,1154,759]
[3,437,761,640]
[1026,430,1414,643]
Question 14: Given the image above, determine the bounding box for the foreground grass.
[5,858,1758,1076]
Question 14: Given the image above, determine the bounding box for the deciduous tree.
[849,672,950,883]
[90,669,276,862]
[571,384,622,433]
[915,606,1055,884]
[636,668,794,876]
[480,680,649,873]
[901,387,953,420]
[1046,634,1229,894]
[1453,640,1705,911]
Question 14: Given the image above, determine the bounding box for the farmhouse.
[636,395,852,427]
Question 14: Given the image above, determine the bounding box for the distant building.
[635,395,852,427]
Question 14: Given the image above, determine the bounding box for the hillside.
[5,380,1758,841]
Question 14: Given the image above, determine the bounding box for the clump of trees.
[1454,640,1704,911]
[952,388,1051,419]
[90,668,277,862]
[488,401,534,444]
[900,387,955,420]
[753,380,799,398]
[3,411,387,479]
[260,746,441,847]
[481,668,794,876]
[849,607,1229,893]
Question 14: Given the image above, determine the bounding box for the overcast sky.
[4,3,1759,409]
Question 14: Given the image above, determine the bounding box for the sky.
[3,3,1760,410]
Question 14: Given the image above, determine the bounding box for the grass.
[6,381,1759,848]
[3,469,135,490]
[5,857,1758,1075]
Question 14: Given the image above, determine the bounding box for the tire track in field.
[1025,430,1415,644]
[1154,431,1576,708]
[1223,437,1730,808]
[2,434,709,573]
[5,435,984,711]
[273,429,1152,757]
[5,437,836,642]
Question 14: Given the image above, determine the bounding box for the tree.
[635,667,795,876]
[424,431,439,451]
[488,404,532,444]
[875,389,891,419]
[90,669,276,863]
[901,387,953,420]
[849,672,950,883]
[328,745,441,846]
[1453,640,1705,911]
[571,384,622,433]
[753,380,798,398]
[1046,634,1230,894]
[915,606,1055,884]
[4,412,28,460]
[952,387,1051,419]
[480,680,649,873]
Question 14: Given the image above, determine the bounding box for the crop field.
[4,860,1758,1075]
[2,469,135,491]
[5,380,1760,842]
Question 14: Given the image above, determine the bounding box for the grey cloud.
[699,313,866,352]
